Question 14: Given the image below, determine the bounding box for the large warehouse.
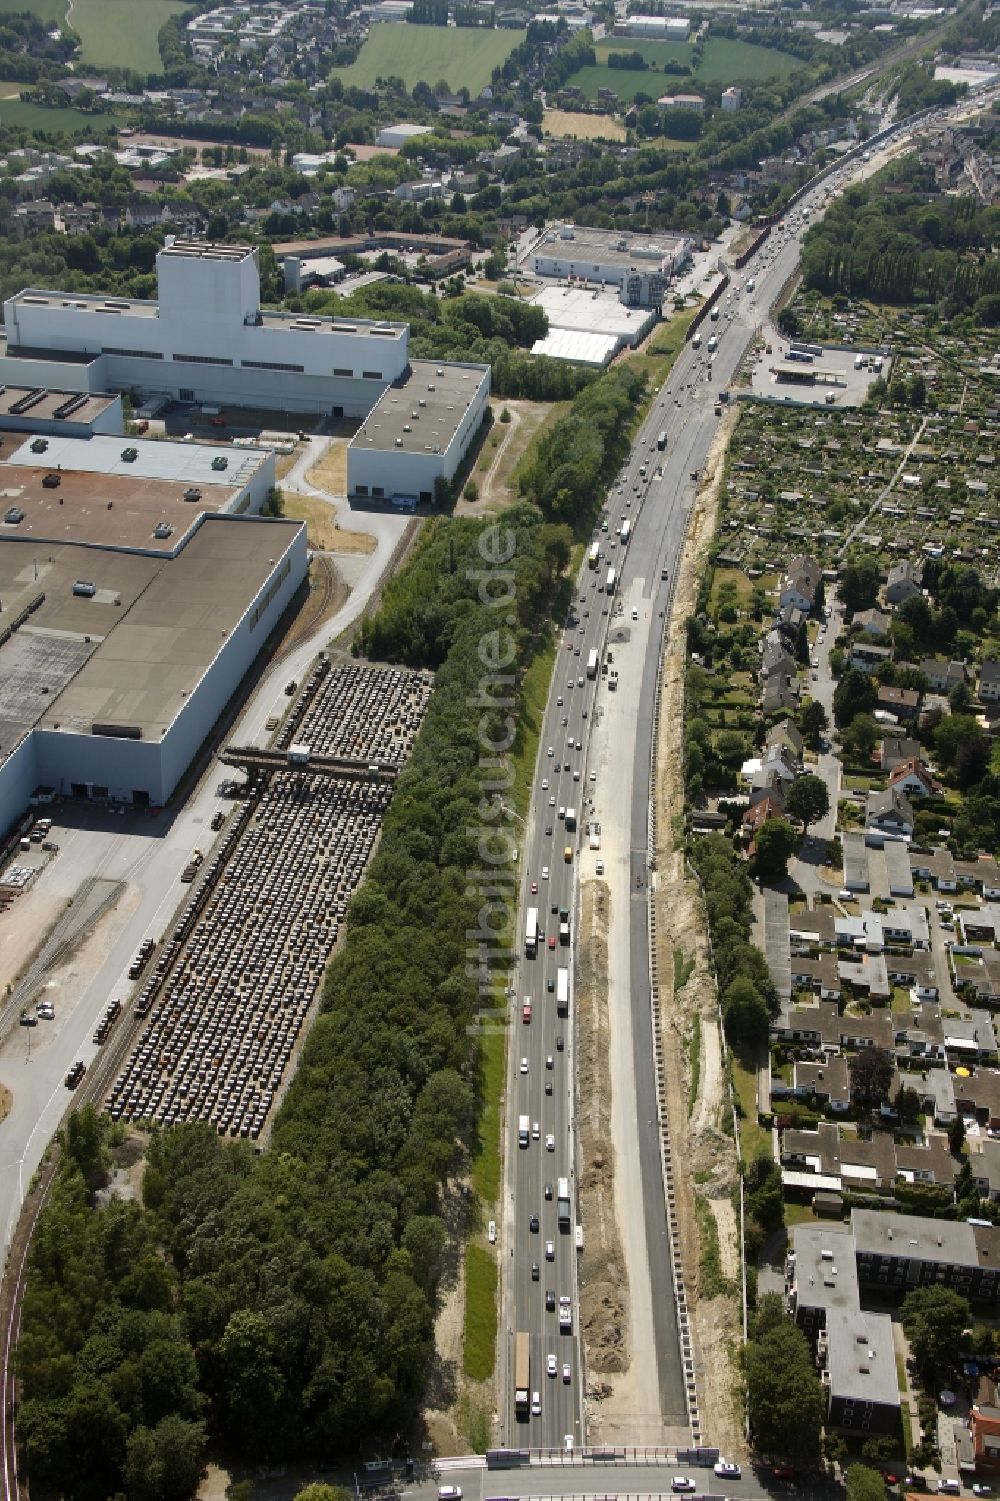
[347,359,490,504]
[0,237,491,498]
[0,506,306,831]
[531,223,693,307]
[1,238,410,418]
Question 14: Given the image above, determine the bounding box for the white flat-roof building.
[531,222,692,307]
[623,14,689,37]
[0,513,306,829]
[348,359,490,504]
[530,329,618,367]
[375,121,434,149]
[529,284,658,349]
[1,239,409,419]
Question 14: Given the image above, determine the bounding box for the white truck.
[559,1295,572,1333]
[518,1114,530,1148]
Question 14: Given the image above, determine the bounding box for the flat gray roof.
[534,222,689,270]
[350,358,489,458]
[851,1208,981,1267]
[0,386,117,426]
[0,516,302,763]
[4,432,268,490]
[842,831,871,891]
[763,888,791,1000]
[791,1223,859,1312]
[825,1306,899,1410]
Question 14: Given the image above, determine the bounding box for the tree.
[849,1045,894,1111]
[752,818,799,884]
[901,1285,970,1386]
[799,698,828,751]
[784,774,830,834]
[722,975,771,1051]
[846,1464,891,1501]
[843,712,879,761]
[948,1114,966,1156]
[834,667,876,728]
[840,558,880,613]
[746,1153,784,1232]
[745,1295,824,1464]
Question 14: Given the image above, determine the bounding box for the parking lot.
[749,337,889,407]
[105,659,433,1138]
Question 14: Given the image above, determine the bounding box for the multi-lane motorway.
[501,118,944,1449]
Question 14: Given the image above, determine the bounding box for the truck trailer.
[514,1332,530,1418]
[557,1176,571,1232]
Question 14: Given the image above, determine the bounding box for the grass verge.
[674,947,695,990]
[695,1193,734,1300]
[731,1057,771,1164]
[687,1014,701,1116]
[471,1026,507,1207]
[463,1245,499,1380]
[510,634,558,815]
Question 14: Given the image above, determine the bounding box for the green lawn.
[571,63,665,103]
[732,1058,771,1165]
[470,1026,506,1207]
[0,0,63,23]
[0,97,121,133]
[335,23,525,95]
[696,36,803,84]
[594,37,693,68]
[463,1244,498,1381]
[72,0,188,73]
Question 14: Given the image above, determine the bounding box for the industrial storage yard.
[105,658,433,1137]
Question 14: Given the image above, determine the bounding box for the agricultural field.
[0,0,64,25]
[542,107,626,141]
[72,0,188,73]
[334,23,524,95]
[593,37,693,68]
[695,35,802,83]
[0,97,120,132]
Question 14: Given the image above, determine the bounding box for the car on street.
[545,1133,555,1151]
[530,1214,539,1232]
[542,778,549,791]
[714,1461,741,1479]
[562,1364,571,1384]
[542,865,549,880]
[532,1122,540,1140]
[548,936,556,950]
[547,977,554,993]
[546,1054,554,1069]
[522,1002,532,1023]
[547,745,553,756]
[556,1035,564,1050]
[531,882,537,895]
[520,1057,529,1074]
[544,1181,553,1199]
[671,1480,695,1493]
[531,1263,539,1280]
[438,1487,462,1500]
[546,1289,556,1310]
[546,1240,554,1260]
[547,1353,557,1377]
[531,1392,541,1416]
[545,823,553,834]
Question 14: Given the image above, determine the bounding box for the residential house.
[876,685,921,721]
[854,607,891,637]
[762,676,798,713]
[742,790,784,836]
[970,1374,1000,1473]
[885,559,922,606]
[920,657,967,694]
[761,632,795,681]
[794,1054,850,1109]
[789,951,841,1000]
[866,787,915,840]
[879,736,921,771]
[780,568,818,613]
[850,641,892,673]
[980,659,1000,704]
[852,1207,1000,1304]
[888,757,939,799]
[766,718,805,763]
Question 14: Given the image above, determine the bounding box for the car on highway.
[530,881,537,895]
[548,936,556,950]
[596,859,604,874]
[714,1461,741,1479]
[520,1057,529,1074]
[556,1035,564,1050]
[549,796,555,807]
[531,1262,539,1281]
[546,1290,556,1311]
[547,1353,557,1377]
[556,696,563,706]
[542,778,549,790]
[545,823,553,834]
[545,1078,552,1095]
[530,1214,539,1232]
[547,745,553,756]
[573,770,580,781]
[545,1240,554,1260]
[546,1054,554,1069]
[671,1481,696,1494]
[547,977,554,992]
[532,1122,540,1140]
[531,1392,541,1416]
[545,1133,555,1151]
[522,1001,532,1023]
[545,1181,553,1198]
[542,865,549,879]
[562,1364,571,1384]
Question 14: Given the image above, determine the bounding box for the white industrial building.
[623,14,690,38]
[375,121,434,149]
[530,329,619,367]
[531,223,692,308]
[529,284,657,349]
[348,359,490,504]
[0,238,490,498]
[1,239,411,420]
[0,512,306,830]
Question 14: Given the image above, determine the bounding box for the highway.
[500,111,952,1449]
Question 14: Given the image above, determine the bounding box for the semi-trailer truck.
[514,1332,530,1418]
[586,649,598,679]
[556,967,569,1016]
[557,1176,571,1231]
[587,541,600,569]
[620,519,631,547]
[656,430,667,450]
[605,568,616,595]
[692,331,702,349]
[525,907,538,958]
[518,1115,530,1148]
[558,907,570,944]
[565,807,577,832]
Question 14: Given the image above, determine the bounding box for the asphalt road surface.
[500,107,964,1449]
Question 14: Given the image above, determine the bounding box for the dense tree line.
[801,160,1000,312]
[16,506,574,1498]
[516,364,645,530]
[688,834,778,1051]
